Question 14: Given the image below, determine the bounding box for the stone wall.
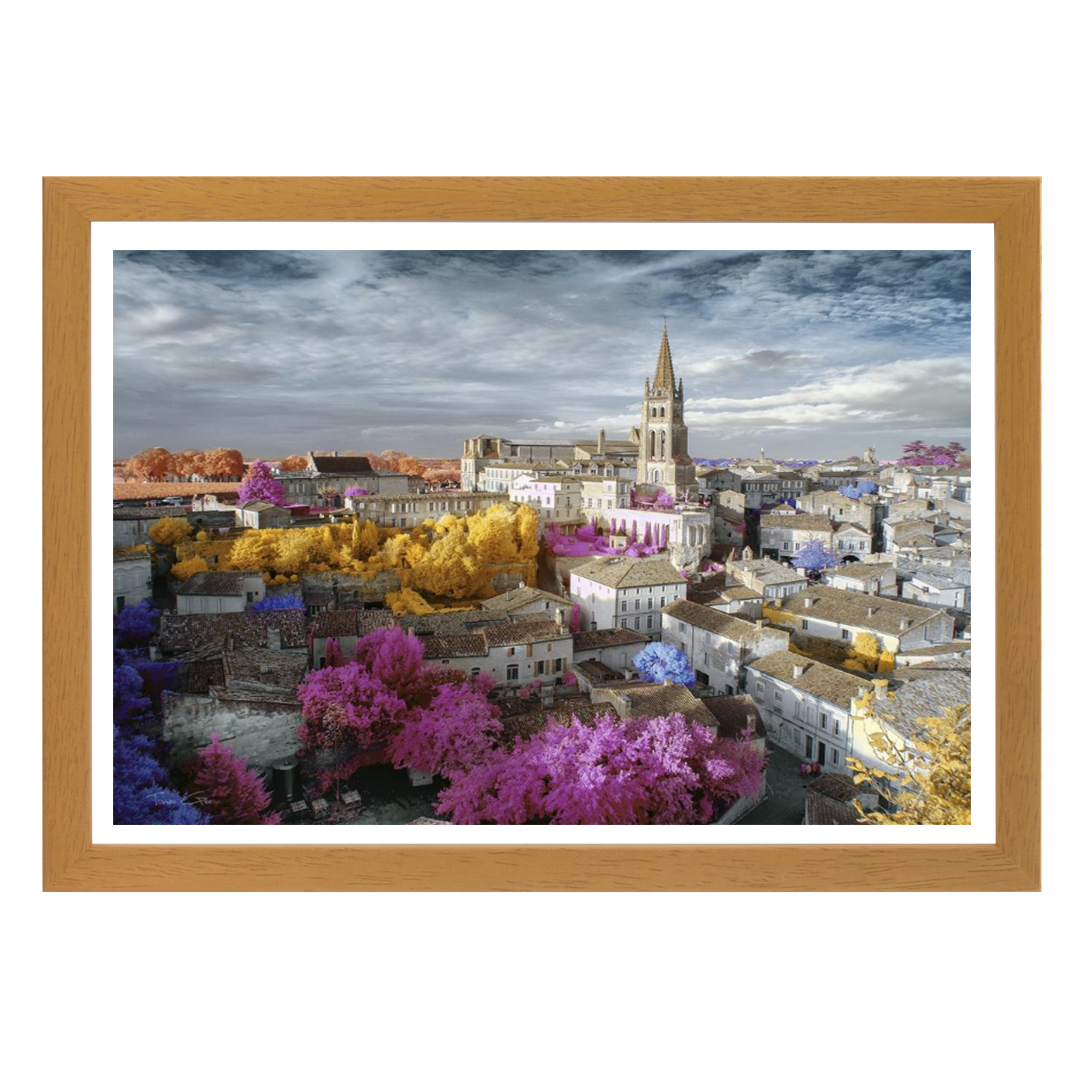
[163,692,303,770]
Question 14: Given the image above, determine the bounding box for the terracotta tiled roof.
[824,562,894,581]
[571,557,687,589]
[310,609,394,638]
[700,695,767,740]
[760,512,833,532]
[593,683,717,728]
[483,619,569,648]
[159,610,307,655]
[748,652,872,709]
[395,611,508,636]
[422,634,489,659]
[571,627,650,652]
[175,571,253,596]
[805,776,865,825]
[113,483,240,500]
[663,599,781,644]
[770,584,942,637]
[221,647,308,690]
[113,549,151,563]
[480,586,570,613]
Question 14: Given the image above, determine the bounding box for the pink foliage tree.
[344,486,370,497]
[435,713,766,825]
[296,626,501,791]
[237,459,286,506]
[569,603,582,633]
[186,733,281,824]
[655,491,675,510]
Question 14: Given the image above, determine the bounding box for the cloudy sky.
[113,248,970,461]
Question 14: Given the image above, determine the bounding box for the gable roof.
[159,609,307,654]
[309,455,373,475]
[175,571,255,597]
[769,584,943,638]
[571,627,650,653]
[663,599,782,644]
[571,557,687,589]
[748,651,873,708]
[480,586,571,613]
[760,512,834,533]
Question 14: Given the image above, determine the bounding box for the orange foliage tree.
[279,455,309,472]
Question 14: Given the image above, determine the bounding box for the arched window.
[653,470,661,483]
[660,406,665,418]
[660,431,667,459]
[651,407,657,418]
[649,431,656,457]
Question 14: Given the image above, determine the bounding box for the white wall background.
[7,3,1071,1078]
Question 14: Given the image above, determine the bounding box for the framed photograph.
[43,177,1040,890]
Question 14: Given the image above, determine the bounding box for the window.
[834,719,841,735]
[805,735,814,758]
[832,748,840,765]
[620,618,628,628]
[647,598,653,609]
[470,667,481,676]
[646,615,653,629]
[774,690,782,701]
[841,628,853,641]
[820,716,827,729]
[534,660,546,675]
[634,598,641,610]
[783,541,790,550]
[507,646,515,656]
[621,600,627,612]
[801,618,809,631]
[634,617,640,630]
[554,657,563,672]
[506,664,519,680]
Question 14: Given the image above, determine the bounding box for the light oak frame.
[43,177,1040,891]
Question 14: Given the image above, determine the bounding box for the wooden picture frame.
[43,177,1040,891]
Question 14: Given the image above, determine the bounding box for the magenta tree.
[435,712,766,824]
[185,734,280,824]
[237,459,286,505]
[900,440,967,467]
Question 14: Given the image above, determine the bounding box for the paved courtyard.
[736,743,813,825]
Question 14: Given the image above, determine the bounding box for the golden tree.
[228,530,282,571]
[171,555,209,582]
[466,504,519,563]
[848,704,971,825]
[408,530,491,599]
[148,516,192,547]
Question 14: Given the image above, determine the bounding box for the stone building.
[637,325,696,498]
[661,598,789,695]
[344,490,507,529]
[570,557,688,638]
[113,550,152,614]
[278,452,421,506]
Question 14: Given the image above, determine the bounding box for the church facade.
[636,325,697,497]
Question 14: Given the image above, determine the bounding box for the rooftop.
[663,599,780,644]
[760,512,834,532]
[480,586,571,614]
[769,584,943,637]
[749,651,873,708]
[572,626,651,652]
[159,609,308,655]
[309,455,373,475]
[699,694,767,741]
[571,556,687,589]
[805,774,866,825]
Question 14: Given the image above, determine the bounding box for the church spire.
[653,322,675,391]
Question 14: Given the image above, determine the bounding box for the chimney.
[663,678,674,686]
[899,618,911,630]
[803,596,813,608]
[266,628,282,651]
[518,580,526,589]
[867,606,876,618]
[872,678,889,700]
[792,664,806,679]
[755,619,766,630]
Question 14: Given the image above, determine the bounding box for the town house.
[113,549,152,614]
[759,511,835,561]
[661,598,789,695]
[821,562,898,597]
[509,473,583,526]
[174,571,266,614]
[747,651,873,771]
[765,583,955,655]
[570,557,688,638]
[725,555,808,600]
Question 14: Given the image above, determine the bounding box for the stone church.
[636,324,697,498]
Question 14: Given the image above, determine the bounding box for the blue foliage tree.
[632,642,695,687]
[114,599,159,648]
[249,593,306,611]
[791,538,840,573]
[114,727,208,825]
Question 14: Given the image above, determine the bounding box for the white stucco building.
[570,557,687,638]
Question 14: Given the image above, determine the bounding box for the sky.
[113,248,971,461]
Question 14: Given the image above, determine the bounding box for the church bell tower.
[637,324,696,497]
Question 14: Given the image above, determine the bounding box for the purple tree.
[114,727,209,825]
[185,733,281,824]
[791,538,840,573]
[237,459,286,506]
[114,599,159,648]
[632,642,695,686]
[250,593,305,611]
[344,486,370,497]
[655,491,674,510]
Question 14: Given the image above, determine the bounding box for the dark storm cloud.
[113,248,970,460]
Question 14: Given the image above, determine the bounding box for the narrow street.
[737,743,812,825]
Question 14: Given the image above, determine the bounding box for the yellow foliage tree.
[847,631,881,672]
[513,503,541,563]
[171,556,209,582]
[148,517,192,547]
[352,518,380,559]
[467,504,519,563]
[228,531,281,571]
[408,529,492,600]
[385,587,435,616]
[848,705,971,824]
